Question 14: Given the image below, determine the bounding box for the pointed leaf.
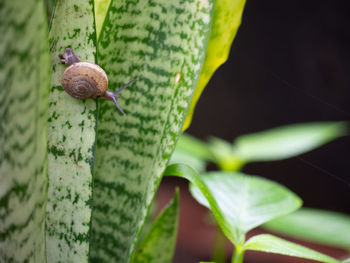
[131,190,179,263]
[233,122,348,162]
[263,208,350,250]
[245,234,340,263]
[0,0,49,261]
[164,164,236,248]
[46,0,97,262]
[45,0,56,25]
[94,0,111,39]
[183,0,246,130]
[90,1,215,262]
[189,172,302,245]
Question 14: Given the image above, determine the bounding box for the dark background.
[187,0,350,213]
[160,0,350,262]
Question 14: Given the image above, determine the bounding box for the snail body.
[59,48,138,115]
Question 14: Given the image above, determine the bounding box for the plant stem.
[219,156,246,172]
[231,245,245,263]
[212,227,226,263]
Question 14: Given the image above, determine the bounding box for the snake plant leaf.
[131,190,179,263]
[46,0,97,262]
[233,122,348,163]
[244,234,340,263]
[91,0,214,262]
[183,0,246,130]
[94,0,111,39]
[189,172,302,245]
[263,208,350,250]
[0,0,49,261]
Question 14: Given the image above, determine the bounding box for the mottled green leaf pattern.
[0,0,49,262]
[46,0,97,262]
[131,191,179,263]
[91,0,214,262]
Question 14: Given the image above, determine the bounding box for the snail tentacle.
[111,95,126,116]
[60,47,138,116]
[103,77,139,116]
[59,48,80,66]
[115,77,139,95]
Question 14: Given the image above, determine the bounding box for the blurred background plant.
[164,122,349,263]
[154,1,350,261]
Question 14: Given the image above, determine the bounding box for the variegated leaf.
[46,0,97,262]
[0,0,49,261]
[183,0,246,130]
[90,0,215,262]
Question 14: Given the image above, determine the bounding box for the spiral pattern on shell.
[61,62,108,100]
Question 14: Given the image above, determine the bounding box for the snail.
[59,48,138,115]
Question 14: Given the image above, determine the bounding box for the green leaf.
[183,0,246,130]
[189,172,302,245]
[131,190,179,263]
[244,234,340,263]
[208,136,245,171]
[342,258,350,263]
[90,1,215,262]
[164,164,236,248]
[169,150,206,174]
[45,0,56,25]
[164,164,301,246]
[233,122,348,162]
[46,0,97,262]
[0,0,49,261]
[94,0,111,40]
[176,133,213,161]
[170,134,210,173]
[263,208,350,250]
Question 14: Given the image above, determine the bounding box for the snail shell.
[61,62,108,100]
